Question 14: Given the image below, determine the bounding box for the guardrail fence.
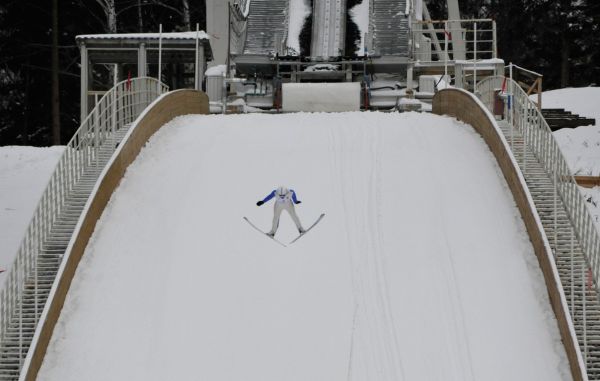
[0,77,168,379]
[478,76,600,375]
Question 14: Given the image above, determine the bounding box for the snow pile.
[554,126,600,176]
[38,112,570,381]
[205,64,226,77]
[0,146,63,270]
[581,187,600,235]
[304,63,339,72]
[287,0,311,54]
[349,0,369,55]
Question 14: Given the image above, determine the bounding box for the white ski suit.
[258,187,304,236]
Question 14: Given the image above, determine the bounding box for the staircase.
[0,77,166,381]
[498,121,600,378]
[243,0,290,55]
[370,0,410,56]
[0,125,132,380]
[541,108,596,131]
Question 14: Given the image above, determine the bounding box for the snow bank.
[205,64,226,77]
[349,0,369,55]
[582,187,600,235]
[38,112,571,381]
[0,146,63,270]
[546,87,600,175]
[287,0,311,54]
[554,125,600,176]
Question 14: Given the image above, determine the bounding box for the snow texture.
[349,0,369,55]
[0,146,63,270]
[38,112,571,381]
[287,0,311,54]
[205,64,226,77]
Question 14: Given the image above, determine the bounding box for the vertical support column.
[492,20,498,59]
[158,24,163,93]
[195,23,200,90]
[138,42,147,77]
[406,65,414,95]
[473,22,477,91]
[197,43,205,91]
[447,0,465,61]
[79,42,89,123]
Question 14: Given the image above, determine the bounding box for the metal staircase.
[479,76,600,379]
[242,0,290,55]
[0,78,167,380]
[370,0,410,56]
[498,121,600,376]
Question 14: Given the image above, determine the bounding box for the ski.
[243,217,287,247]
[289,213,325,244]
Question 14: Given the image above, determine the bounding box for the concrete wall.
[433,88,586,381]
[23,89,209,381]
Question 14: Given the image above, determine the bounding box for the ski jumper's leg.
[285,203,305,232]
[269,203,284,235]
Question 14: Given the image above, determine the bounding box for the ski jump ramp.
[33,108,577,379]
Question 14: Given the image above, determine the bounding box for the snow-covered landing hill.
[38,112,570,381]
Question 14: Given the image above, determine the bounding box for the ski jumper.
[259,188,304,235]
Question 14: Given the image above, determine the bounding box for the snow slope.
[0,146,63,270]
[38,112,570,381]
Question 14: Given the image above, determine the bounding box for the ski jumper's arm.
[261,190,276,203]
[290,190,301,204]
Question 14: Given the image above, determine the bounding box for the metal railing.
[477,75,600,315]
[412,19,497,63]
[0,77,168,366]
[478,76,600,272]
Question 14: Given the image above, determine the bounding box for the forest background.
[0,0,598,146]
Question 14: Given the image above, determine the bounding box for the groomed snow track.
[29,108,577,380]
[3,83,593,381]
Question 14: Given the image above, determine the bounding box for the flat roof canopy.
[76,32,213,64]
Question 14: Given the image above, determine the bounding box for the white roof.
[76,31,210,41]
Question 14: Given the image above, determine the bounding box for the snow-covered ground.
[38,112,570,381]
[542,87,600,125]
[0,146,63,270]
[546,87,600,234]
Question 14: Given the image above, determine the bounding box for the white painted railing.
[0,77,168,365]
[412,19,497,63]
[477,77,600,339]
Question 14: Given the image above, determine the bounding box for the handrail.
[0,76,168,370]
[412,19,497,63]
[477,76,600,367]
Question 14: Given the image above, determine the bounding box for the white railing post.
[0,77,167,378]
[554,167,558,253]
[473,22,477,90]
[583,264,588,369]
[158,25,163,94]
